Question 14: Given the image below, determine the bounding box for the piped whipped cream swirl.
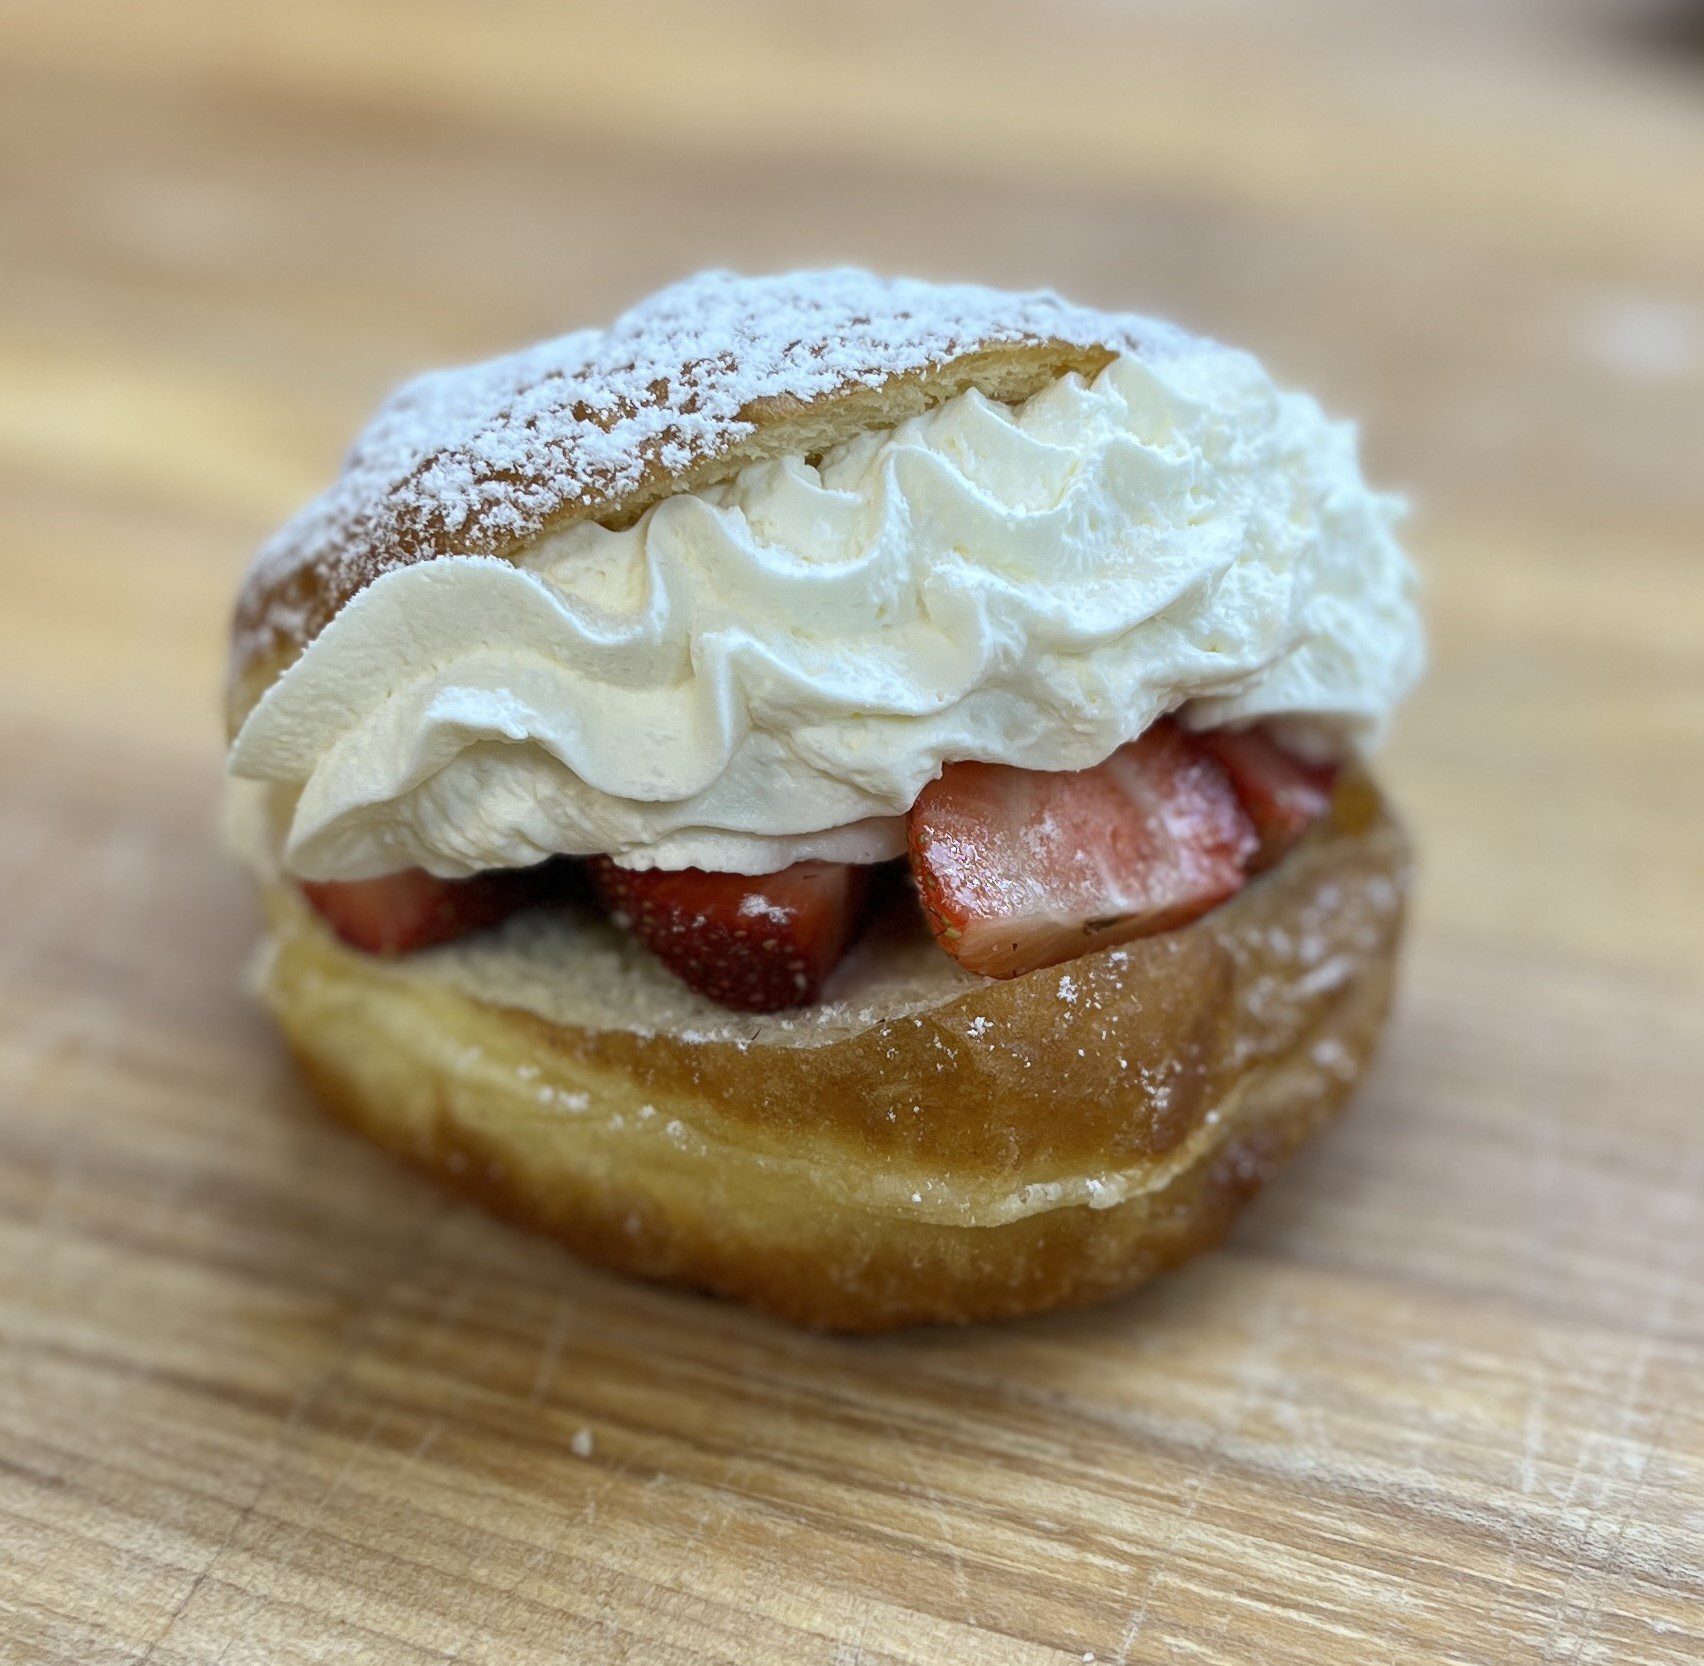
[230,348,1421,879]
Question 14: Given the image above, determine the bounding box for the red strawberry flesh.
[906,720,1258,979]
[301,867,539,955]
[590,858,867,1013]
[1193,725,1337,868]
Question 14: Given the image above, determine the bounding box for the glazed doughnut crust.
[255,775,1407,1332]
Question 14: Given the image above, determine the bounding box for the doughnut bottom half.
[255,776,1409,1331]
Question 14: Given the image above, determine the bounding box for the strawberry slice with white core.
[301,868,535,955]
[1192,725,1337,869]
[589,858,867,1013]
[907,720,1258,979]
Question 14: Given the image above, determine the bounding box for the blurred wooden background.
[2,2,1701,1662]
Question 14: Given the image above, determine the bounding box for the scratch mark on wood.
[1540,1134,1702,1664]
[528,1295,574,1408]
[898,1443,978,1629]
[130,1203,453,1664]
[1113,1310,1295,1666]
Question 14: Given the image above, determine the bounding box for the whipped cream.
[229,348,1421,880]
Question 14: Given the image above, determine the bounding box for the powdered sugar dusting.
[234,269,1187,671]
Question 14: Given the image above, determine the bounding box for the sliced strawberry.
[301,867,537,955]
[907,720,1258,979]
[589,858,868,1013]
[1193,725,1337,869]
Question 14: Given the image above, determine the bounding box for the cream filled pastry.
[227,270,1421,1329]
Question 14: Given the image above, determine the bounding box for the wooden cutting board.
[2,4,1701,1661]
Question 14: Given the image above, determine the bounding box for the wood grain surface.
[3,3,1702,1662]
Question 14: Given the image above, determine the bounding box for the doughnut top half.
[229,269,1195,725]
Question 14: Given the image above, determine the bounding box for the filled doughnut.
[226,270,1421,1330]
